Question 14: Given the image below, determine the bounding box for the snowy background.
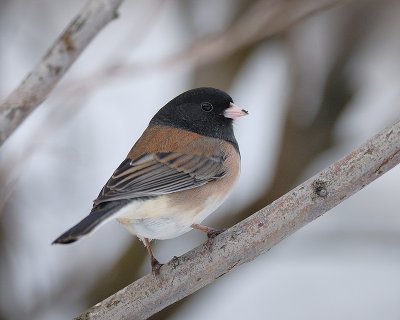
[0,1,399,319]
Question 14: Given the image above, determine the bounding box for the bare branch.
[60,0,352,95]
[165,0,350,68]
[77,119,400,319]
[0,0,350,150]
[0,0,124,147]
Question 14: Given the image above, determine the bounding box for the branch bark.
[0,0,124,147]
[77,119,400,319]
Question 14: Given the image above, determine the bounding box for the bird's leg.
[144,238,162,274]
[191,223,226,239]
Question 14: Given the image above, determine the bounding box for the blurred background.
[0,0,400,319]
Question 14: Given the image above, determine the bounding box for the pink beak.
[224,103,249,119]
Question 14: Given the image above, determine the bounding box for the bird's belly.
[124,216,192,240]
[115,193,228,240]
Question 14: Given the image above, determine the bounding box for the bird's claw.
[151,257,163,275]
[206,228,226,239]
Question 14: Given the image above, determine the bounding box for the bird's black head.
[150,87,248,151]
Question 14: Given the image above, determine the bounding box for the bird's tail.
[52,201,127,244]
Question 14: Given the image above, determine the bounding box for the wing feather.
[93,152,226,205]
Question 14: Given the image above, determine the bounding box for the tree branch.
[64,0,352,92]
[0,0,124,147]
[77,119,400,319]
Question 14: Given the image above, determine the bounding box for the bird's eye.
[201,102,213,112]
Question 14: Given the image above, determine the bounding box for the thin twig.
[0,0,124,147]
[0,0,350,150]
[77,119,400,319]
[55,0,352,98]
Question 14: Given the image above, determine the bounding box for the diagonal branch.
[0,0,350,148]
[63,0,352,95]
[77,119,400,319]
[0,0,124,147]
[167,0,350,69]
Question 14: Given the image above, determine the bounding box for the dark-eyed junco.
[53,87,248,273]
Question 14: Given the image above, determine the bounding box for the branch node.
[313,180,329,198]
[169,256,180,269]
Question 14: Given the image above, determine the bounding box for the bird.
[53,87,248,273]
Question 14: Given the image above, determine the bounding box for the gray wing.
[93,152,226,205]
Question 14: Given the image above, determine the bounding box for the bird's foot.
[204,228,226,251]
[206,227,227,239]
[151,257,163,275]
